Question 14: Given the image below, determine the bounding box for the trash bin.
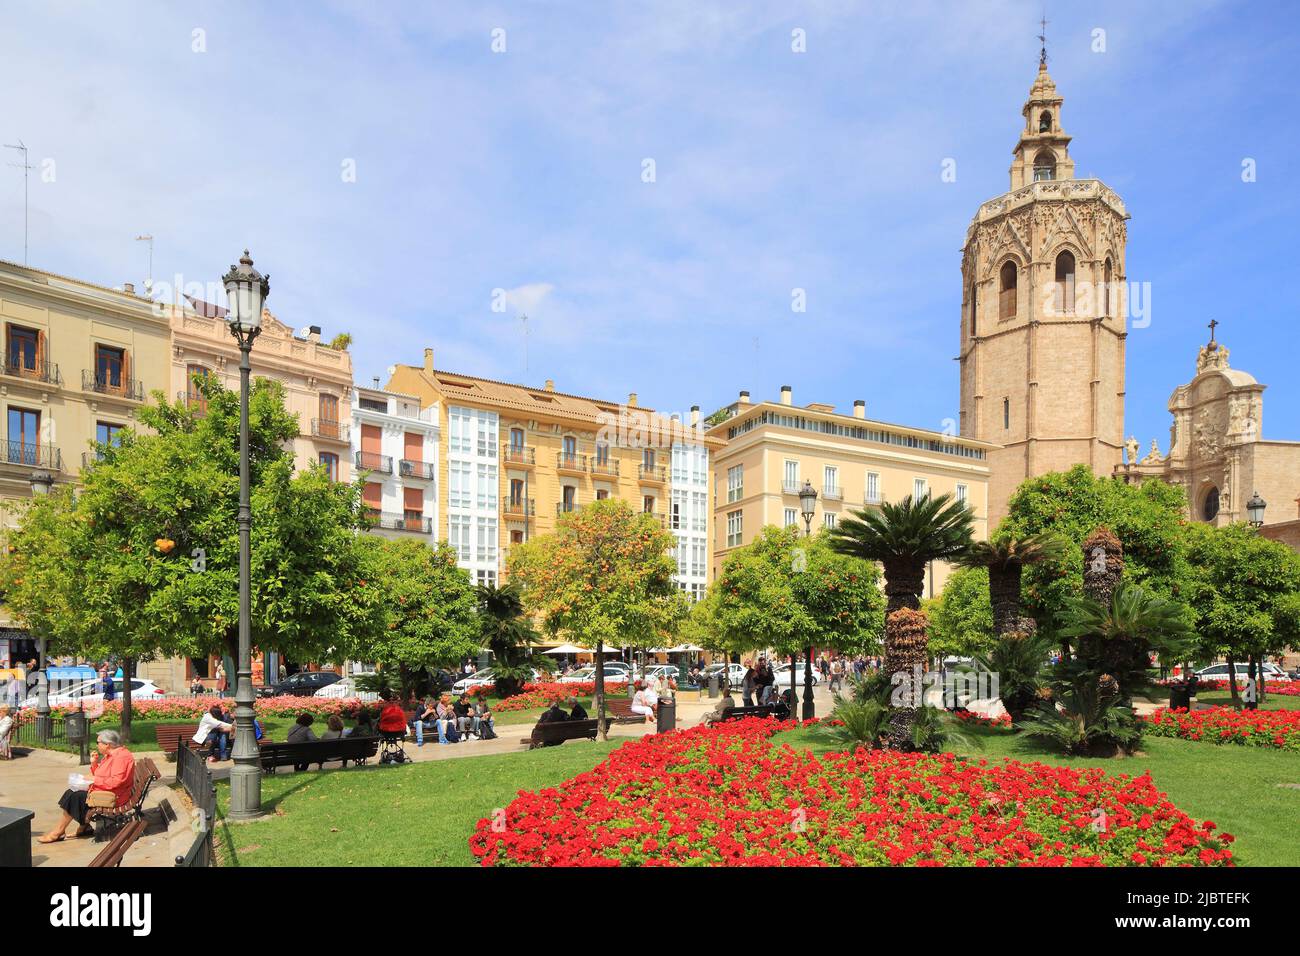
[0,807,35,868]
[708,675,719,699]
[1168,686,1191,710]
[65,709,91,764]
[656,699,676,733]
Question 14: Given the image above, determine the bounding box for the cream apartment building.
[706,387,995,597]
[0,259,171,669]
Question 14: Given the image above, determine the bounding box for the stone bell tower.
[958,55,1130,525]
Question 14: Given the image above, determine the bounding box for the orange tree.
[506,499,686,739]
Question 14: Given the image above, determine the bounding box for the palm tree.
[476,582,547,698]
[959,533,1072,636]
[828,493,975,615]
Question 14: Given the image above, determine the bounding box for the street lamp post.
[798,480,818,720]
[1246,492,1266,529]
[223,249,268,821]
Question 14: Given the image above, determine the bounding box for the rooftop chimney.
[780,385,792,406]
[738,389,751,406]
[628,392,638,408]
[853,400,866,419]
[690,405,700,427]
[424,348,434,374]
[123,282,135,295]
[544,379,555,392]
[373,376,380,388]
[308,325,321,343]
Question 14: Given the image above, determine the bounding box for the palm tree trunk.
[883,561,925,615]
[594,640,607,741]
[987,564,1023,636]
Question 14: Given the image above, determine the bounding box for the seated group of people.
[192,704,267,763]
[404,692,496,745]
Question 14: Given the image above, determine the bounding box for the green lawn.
[215,739,621,866]
[772,725,1300,867]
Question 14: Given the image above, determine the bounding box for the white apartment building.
[447,403,500,586]
[352,384,439,542]
[671,435,710,602]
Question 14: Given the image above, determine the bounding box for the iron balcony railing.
[369,512,432,533]
[638,464,666,482]
[782,481,803,494]
[502,444,535,465]
[504,497,535,517]
[399,459,436,479]
[590,457,620,477]
[556,500,580,516]
[557,452,587,472]
[82,369,144,400]
[4,358,60,385]
[4,441,62,471]
[355,451,393,475]
[822,487,844,502]
[312,418,350,442]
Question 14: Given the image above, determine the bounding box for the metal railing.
[177,391,209,414]
[556,452,586,472]
[3,440,62,471]
[81,369,144,400]
[175,744,215,867]
[504,497,535,517]
[590,457,620,477]
[369,511,432,533]
[312,418,350,442]
[782,481,803,494]
[556,501,580,516]
[355,451,393,474]
[399,458,435,479]
[502,445,535,465]
[3,359,60,384]
[638,464,666,482]
[823,488,843,502]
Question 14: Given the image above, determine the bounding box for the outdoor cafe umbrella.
[543,643,590,655]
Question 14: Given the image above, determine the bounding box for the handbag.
[87,790,116,808]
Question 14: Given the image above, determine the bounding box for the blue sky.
[3,0,1297,455]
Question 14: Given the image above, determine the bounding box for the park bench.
[718,702,789,722]
[87,757,161,841]
[154,723,202,760]
[256,735,379,773]
[520,718,604,750]
[603,697,646,725]
[87,817,146,868]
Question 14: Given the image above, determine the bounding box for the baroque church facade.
[958,57,1300,537]
[958,59,1128,525]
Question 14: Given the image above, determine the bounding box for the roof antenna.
[135,234,154,293]
[4,140,31,265]
[520,313,529,374]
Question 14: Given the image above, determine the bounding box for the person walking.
[741,661,756,708]
[215,662,228,699]
[1242,675,1259,711]
[829,657,844,694]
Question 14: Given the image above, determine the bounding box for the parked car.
[1194,662,1291,683]
[259,670,343,698]
[702,663,747,687]
[560,663,631,684]
[452,668,546,693]
[314,678,380,702]
[773,662,820,686]
[20,677,165,710]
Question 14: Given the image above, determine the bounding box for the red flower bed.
[12,695,370,725]
[954,711,1013,730]
[1145,707,1300,752]
[470,718,1233,867]
[469,681,628,712]
[1158,679,1300,698]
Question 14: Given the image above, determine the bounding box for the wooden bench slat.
[256,736,380,772]
[88,818,146,868]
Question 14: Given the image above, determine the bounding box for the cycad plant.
[959,533,1072,636]
[477,582,551,697]
[974,630,1053,723]
[1017,673,1141,756]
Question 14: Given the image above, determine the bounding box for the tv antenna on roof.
[135,234,154,292]
[4,140,32,265]
[520,313,529,374]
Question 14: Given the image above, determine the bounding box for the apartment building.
[0,259,171,667]
[352,382,439,541]
[386,349,722,601]
[706,386,996,597]
[168,299,354,482]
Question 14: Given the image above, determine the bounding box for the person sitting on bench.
[702,690,735,727]
[472,699,496,739]
[630,682,655,724]
[0,704,13,760]
[408,696,437,746]
[193,705,234,763]
[38,730,135,843]
[287,713,318,771]
[348,707,377,737]
[567,696,587,721]
[454,693,476,738]
[435,695,460,744]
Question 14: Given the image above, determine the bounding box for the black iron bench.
[520,718,604,750]
[87,817,147,867]
[256,735,379,772]
[87,757,161,841]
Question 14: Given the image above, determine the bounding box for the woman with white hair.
[37,728,136,843]
[0,704,12,759]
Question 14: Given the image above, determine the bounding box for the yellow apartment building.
[387,349,724,607]
[706,386,996,598]
[0,259,171,669]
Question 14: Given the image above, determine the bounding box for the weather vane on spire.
[1038,14,1049,66]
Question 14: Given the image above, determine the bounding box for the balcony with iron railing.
[556,452,587,475]
[589,457,620,477]
[822,487,843,502]
[504,497,535,518]
[399,459,436,480]
[82,369,144,401]
[638,464,667,484]
[4,359,60,385]
[355,451,393,475]
[782,481,803,495]
[502,444,535,467]
[3,441,62,471]
[177,391,209,414]
[312,418,350,442]
[556,500,581,516]
[367,510,433,533]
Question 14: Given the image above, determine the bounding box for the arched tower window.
[1033,149,1056,181]
[1054,251,1076,314]
[998,261,1017,319]
[1103,258,1113,317]
[1038,110,1052,132]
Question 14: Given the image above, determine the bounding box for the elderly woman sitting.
[38,729,136,843]
[0,704,13,760]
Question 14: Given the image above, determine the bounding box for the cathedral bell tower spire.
[1009,45,1075,189]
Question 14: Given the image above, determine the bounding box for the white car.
[20,677,165,711]
[703,663,747,687]
[640,665,680,683]
[774,662,821,686]
[313,678,379,702]
[1195,662,1290,683]
[559,664,631,684]
[452,668,545,693]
